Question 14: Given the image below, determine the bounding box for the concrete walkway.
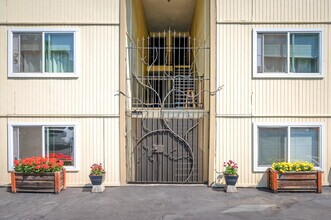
[0,186,331,220]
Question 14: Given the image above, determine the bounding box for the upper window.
[253,29,323,78]
[253,123,324,172]
[8,29,78,77]
[8,123,78,171]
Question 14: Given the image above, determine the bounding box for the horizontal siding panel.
[0,0,5,22]
[4,0,119,24]
[252,24,330,116]
[0,117,120,186]
[216,24,252,115]
[215,117,260,186]
[215,117,330,187]
[0,25,119,115]
[0,118,7,185]
[0,26,7,112]
[104,118,120,185]
[217,0,331,22]
[217,0,253,22]
[217,24,330,116]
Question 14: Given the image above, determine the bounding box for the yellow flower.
[272,161,314,173]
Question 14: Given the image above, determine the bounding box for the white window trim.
[8,28,79,78]
[253,28,324,78]
[8,122,79,172]
[253,122,324,172]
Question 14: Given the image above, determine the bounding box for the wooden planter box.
[11,169,66,194]
[268,168,322,193]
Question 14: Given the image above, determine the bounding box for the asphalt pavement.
[0,186,330,220]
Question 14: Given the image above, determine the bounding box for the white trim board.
[252,28,324,78]
[8,28,79,78]
[7,122,79,172]
[253,122,325,172]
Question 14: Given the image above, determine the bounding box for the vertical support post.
[208,0,217,186]
[11,172,16,193]
[63,169,67,190]
[267,168,270,189]
[54,171,60,194]
[317,170,322,193]
[119,0,127,186]
[270,169,278,193]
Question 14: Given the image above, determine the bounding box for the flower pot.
[268,168,322,193]
[89,174,105,185]
[224,175,239,186]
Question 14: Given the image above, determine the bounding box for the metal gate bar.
[126,31,209,183]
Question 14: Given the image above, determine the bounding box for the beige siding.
[215,117,330,187]
[216,24,252,115]
[128,0,148,40]
[0,117,120,186]
[0,1,121,186]
[217,24,330,116]
[0,0,5,22]
[2,0,119,24]
[191,0,210,43]
[216,0,331,186]
[217,0,331,22]
[0,25,119,115]
[0,118,7,185]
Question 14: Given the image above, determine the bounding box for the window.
[8,123,77,171]
[253,29,323,78]
[253,123,324,172]
[8,29,78,77]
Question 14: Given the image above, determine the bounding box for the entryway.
[125,0,210,183]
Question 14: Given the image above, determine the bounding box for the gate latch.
[153,145,164,153]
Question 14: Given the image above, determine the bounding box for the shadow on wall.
[257,170,269,188]
[210,172,225,188]
[328,168,331,186]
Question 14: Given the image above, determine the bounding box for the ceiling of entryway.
[142,0,197,32]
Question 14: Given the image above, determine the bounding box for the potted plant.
[49,153,73,166]
[11,156,66,194]
[268,161,322,193]
[89,163,106,188]
[223,160,239,186]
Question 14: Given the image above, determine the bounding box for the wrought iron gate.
[126,31,209,183]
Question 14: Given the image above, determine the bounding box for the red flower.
[14,156,64,173]
[14,160,20,167]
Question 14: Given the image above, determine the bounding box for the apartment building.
[0,0,330,187]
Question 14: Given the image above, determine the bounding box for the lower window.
[8,124,77,170]
[253,123,323,172]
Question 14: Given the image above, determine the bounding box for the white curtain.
[45,33,74,73]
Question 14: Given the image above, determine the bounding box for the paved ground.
[0,186,331,220]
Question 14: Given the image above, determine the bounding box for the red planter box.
[268,168,322,193]
[11,169,66,194]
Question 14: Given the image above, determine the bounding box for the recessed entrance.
[125,0,210,183]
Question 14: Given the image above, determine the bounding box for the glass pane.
[290,33,319,73]
[263,34,287,73]
[13,126,43,160]
[258,127,287,166]
[257,34,263,73]
[45,33,74,73]
[45,127,75,166]
[16,33,42,72]
[290,127,319,166]
[12,34,20,73]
